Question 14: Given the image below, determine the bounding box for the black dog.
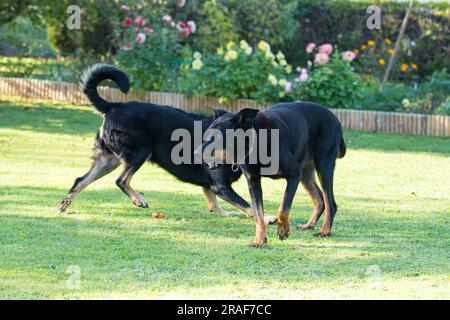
[196,103,346,247]
[59,64,260,219]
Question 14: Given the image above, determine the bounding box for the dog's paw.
[297,223,315,230]
[313,230,331,237]
[277,223,291,241]
[59,198,72,214]
[249,237,267,248]
[264,216,277,225]
[133,198,149,208]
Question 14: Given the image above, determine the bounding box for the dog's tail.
[338,130,346,158]
[80,64,130,114]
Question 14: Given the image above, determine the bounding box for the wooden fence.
[1,77,449,136]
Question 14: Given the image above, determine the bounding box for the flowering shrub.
[291,43,361,109]
[180,40,293,103]
[354,38,418,82]
[115,1,196,91]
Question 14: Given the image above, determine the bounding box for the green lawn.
[0,97,449,300]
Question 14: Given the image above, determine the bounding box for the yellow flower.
[361,44,367,50]
[402,98,410,107]
[401,63,408,72]
[268,74,277,86]
[239,40,249,50]
[368,40,375,46]
[265,51,275,60]
[219,96,228,104]
[258,40,271,53]
[354,49,359,55]
[279,91,286,98]
[278,79,287,87]
[388,49,394,55]
[272,60,278,67]
[411,63,417,69]
[385,39,392,45]
[279,59,287,66]
[285,65,292,74]
[276,51,285,61]
[245,47,253,55]
[192,59,203,70]
[216,47,224,55]
[226,41,235,49]
[224,50,238,61]
[193,52,202,60]
[379,59,386,66]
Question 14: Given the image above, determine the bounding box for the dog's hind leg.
[314,156,337,237]
[59,149,120,213]
[202,187,239,217]
[115,148,151,208]
[277,174,302,240]
[297,163,325,230]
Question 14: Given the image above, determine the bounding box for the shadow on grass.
[1,185,448,298]
[0,100,101,136]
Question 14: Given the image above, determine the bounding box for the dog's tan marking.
[297,179,324,230]
[277,209,291,240]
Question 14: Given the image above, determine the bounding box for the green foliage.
[193,0,239,51]
[293,52,362,109]
[359,69,450,115]
[0,17,53,56]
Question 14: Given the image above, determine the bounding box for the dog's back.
[266,102,346,159]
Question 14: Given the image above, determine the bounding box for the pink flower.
[285,82,293,93]
[342,50,356,62]
[152,0,157,3]
[306,42,316,53]
[178,0,186,7]
[182,27,190,38]
[318,43,333,55]
[122,17,133,27]
[135,16,145,27]
[177,21,187,31]
[300,68,308,75]
[314,53,329,65]
[120,5,130,13]
[143,27,154,34]
[187,20,196,33]
[136,33,146,44]
[299,73,309,82]
[122,43,133,51]
[162,15,172,25]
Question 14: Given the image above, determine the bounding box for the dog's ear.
[213,108,228,119]
[233,108,259,128]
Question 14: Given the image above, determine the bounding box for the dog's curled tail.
[80,64,130,114]
[338,131,346,158]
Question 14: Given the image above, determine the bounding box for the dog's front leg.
[245,175,266,248]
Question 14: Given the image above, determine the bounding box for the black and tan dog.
[197,103,346,247]
[59,64,265,219]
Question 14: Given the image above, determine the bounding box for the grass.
[0,97,449,300]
